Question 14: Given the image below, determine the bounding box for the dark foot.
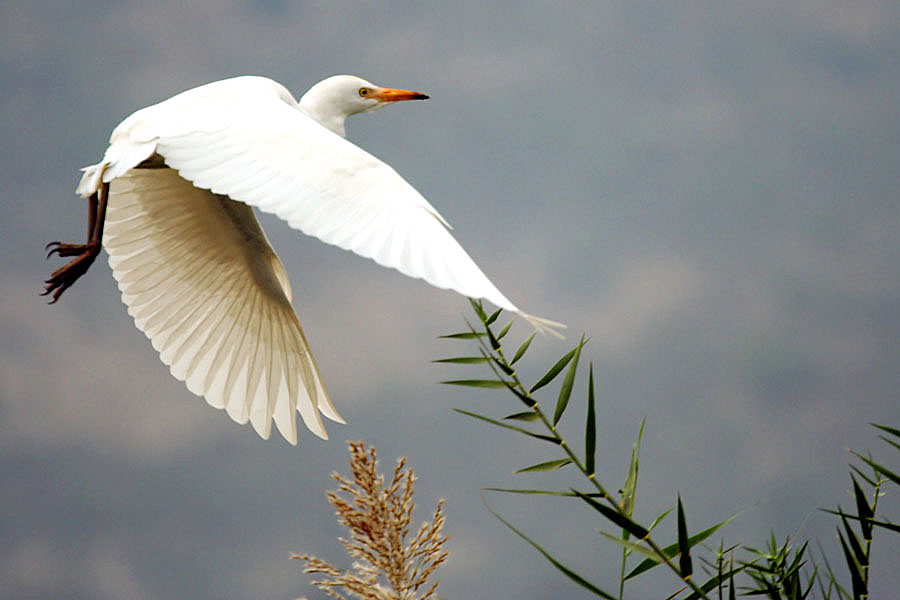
[45,241,100,258]
[42,242,101,304]
[43,182,109,304]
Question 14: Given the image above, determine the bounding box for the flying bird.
[43,75,564,444]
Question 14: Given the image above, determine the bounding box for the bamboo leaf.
[878,434,900,454]
[439,331,486,340]
[454,409,560,444]
[496,320,514,340]
[571,489,650,539]
[468,297,487,321]
[531,345,580,393]
[441,379,508,389]
[849,464,877,487]
[517,458,573,473]
[504,411,541,422]
[729,555,737,600]
[622,419,645,520]
[851,476,874,542]
[484,503,618,599]
[625,512,740,580]
[681,564,747,600]
[501,379,538,408]
[585,362,596,477]
[838,510,868,568]
[783,540,809,580]
[433,356,491,364]
[483,487,604,497]
[599,531,658,560]
[852,451,900,486]
[677,495,693,579]
[491,355,515,376]
[511,332,536,366]
[486,324,502,350]
[553,335,584,425]
[648,508,674,533]
[837,529,866,598]
[871,422,900,440]
[870,519,900,533]
[485,308,502,326]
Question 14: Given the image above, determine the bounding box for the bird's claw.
[46,240,98,259]
[42,241,101,303]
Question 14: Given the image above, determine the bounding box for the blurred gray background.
[2,2,898,598]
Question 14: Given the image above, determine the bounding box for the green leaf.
[585,362,596,477]
[625,512,740,580]
[553,335,584,425]
[484,500,618,599]
[454,409,560,444]
[852,451,900,486]
[441,379,509,389]
[837,529,866,598]
[729,555,737,600]
[571,489,649,539]
[517,458,573,473]
[838,509,868,568]
[851,476,874,542]
[502,380,539,408]
[531,345,579,393]
[872,520,900,533]
[468,297,487,321]
[486,324,502,350]
[681,564,748,600]
[439,331,486,340]
[849,464,878,487]
[598,531,658,560]
[871,422,900,440]
[433,356,491,364]
[485,308,502,326]
[878,434,900,454]
[504,411,541,422]
[648,507,674,533]
[483,487,604,497]
[491,355,516,376]
[511,332,536,365]
[677,495,693,579]
[622,419,645,520]
[496,320,514,340]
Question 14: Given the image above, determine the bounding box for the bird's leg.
[42,181,110,303]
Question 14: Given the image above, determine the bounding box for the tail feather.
[76,163,106,197]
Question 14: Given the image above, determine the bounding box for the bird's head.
[299,75,429,137]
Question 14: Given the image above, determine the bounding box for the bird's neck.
[298,94,348,137]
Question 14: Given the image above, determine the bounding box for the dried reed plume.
[294,441,449,600]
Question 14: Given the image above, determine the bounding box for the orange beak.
[370,87,430,102]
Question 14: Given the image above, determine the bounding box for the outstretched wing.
[94,76,522,315]
[103,166,344,444]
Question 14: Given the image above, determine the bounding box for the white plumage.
[69,75,563,444]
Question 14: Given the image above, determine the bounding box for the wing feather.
[101,77,520,314]
[84,77,563,341]
[103,167,340,443]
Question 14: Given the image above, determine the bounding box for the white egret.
[44,75,563,444]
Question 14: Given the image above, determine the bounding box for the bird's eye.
[358,87,369,97]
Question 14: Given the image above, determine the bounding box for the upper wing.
[104,166,344,444]
[95,76,520,314]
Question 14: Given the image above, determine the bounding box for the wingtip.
[519,312,567,340]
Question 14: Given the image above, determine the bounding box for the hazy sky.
[2,2,899,599]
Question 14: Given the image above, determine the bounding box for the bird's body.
[45,75,562,443]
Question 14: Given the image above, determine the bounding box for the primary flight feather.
[44,74,564,444]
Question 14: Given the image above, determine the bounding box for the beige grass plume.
[294,441,449,600]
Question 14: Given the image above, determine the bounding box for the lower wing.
[103,167,343,444]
